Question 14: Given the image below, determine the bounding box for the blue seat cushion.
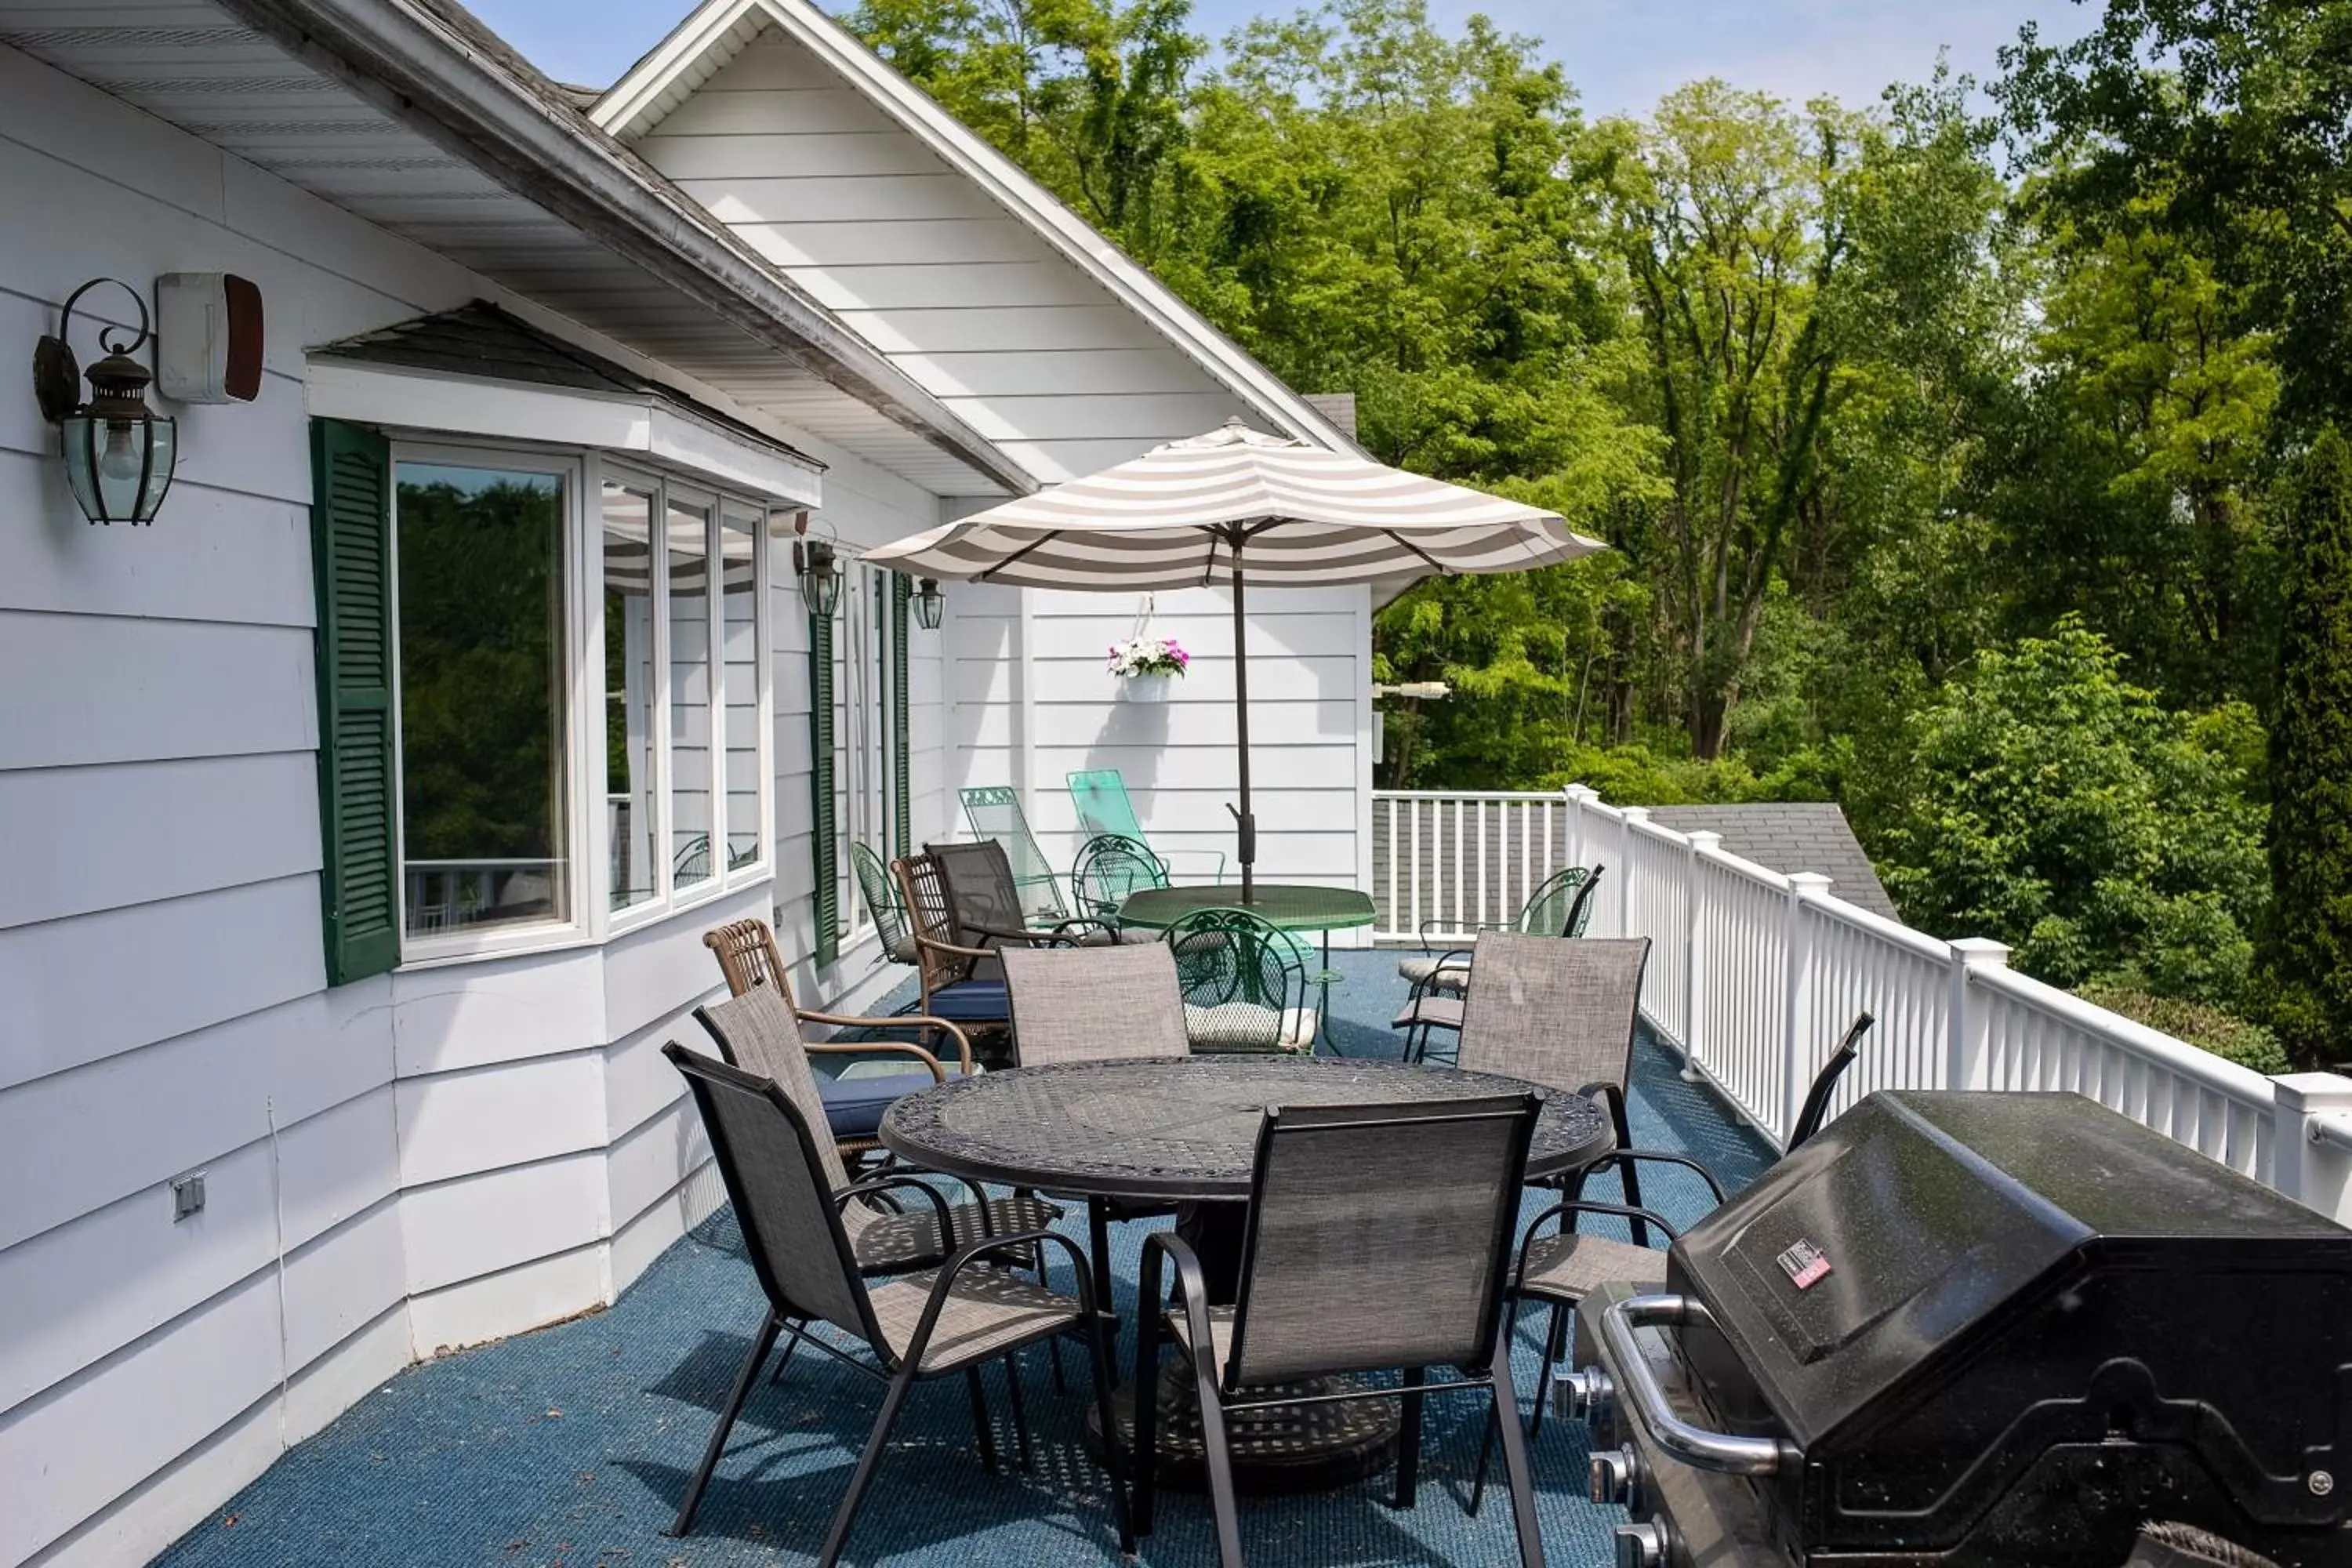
[924,980,1010,1022]
[814,1068,966,1140]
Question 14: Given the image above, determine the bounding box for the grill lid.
[1673,1091,2351,1450]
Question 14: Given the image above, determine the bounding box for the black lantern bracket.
[34,278,151,424]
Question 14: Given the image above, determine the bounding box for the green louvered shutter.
[809,609,840,967]
[891,573,912,858]
[310,419,401,985]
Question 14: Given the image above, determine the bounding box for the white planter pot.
[1122,673,1174,704]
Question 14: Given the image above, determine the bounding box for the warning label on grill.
[1777,1238,1833,1290]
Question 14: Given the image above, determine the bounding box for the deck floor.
[155,948,1771,1568]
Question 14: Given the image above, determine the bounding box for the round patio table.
[1114,882,1377,938]
[879,1055,1612,1494]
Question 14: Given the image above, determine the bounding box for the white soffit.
[0,0,1025,498]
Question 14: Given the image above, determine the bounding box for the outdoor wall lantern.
[912,577,945,630]
[793,517,842,619]
[33,278,177,525]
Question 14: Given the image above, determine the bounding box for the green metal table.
[1116,884,1376,1052]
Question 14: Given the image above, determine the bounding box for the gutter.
[214,0,1038,498]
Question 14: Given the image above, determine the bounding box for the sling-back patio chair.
[661,1045,1131,1566]
[1134,1094,1548,1568]
[1000,942,1194,1327]
[1391,869,1607,1062]
[1396,862,1603,1002]
[1070,832,1170,927]
[1067,767,1226,884]
[957,785,1073,924]
[1163,906,1323,1054]
[692,982,1054,1269]
[702,918,972,1165]
[931,838,1152,950]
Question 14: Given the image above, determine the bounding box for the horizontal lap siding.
[0,45,768,1568]
[632,27,1256,484]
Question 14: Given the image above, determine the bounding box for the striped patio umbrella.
[866,419,1604,898]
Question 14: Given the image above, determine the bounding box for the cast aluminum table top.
[879,1054,1614,1203]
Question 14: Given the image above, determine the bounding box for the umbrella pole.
[1230,535,1255,903]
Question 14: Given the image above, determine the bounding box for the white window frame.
[389,439,776,967]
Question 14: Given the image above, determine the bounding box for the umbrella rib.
[975,528,1067,582]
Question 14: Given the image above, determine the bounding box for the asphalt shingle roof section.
[1642,804,1901,922]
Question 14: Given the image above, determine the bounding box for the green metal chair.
[1070,833,1170,927]
[1397,862,1603,1001]
[956,786,1073,924]
[1066,768,1225,884]
[1163,907,1327,1054]
[851,842,918,969]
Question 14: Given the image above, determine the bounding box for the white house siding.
[0,45,841,1567]
[944,583,1379,925]
[629,25,1257,485]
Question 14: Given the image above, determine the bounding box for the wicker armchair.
[662,1045,1130,1566]
[1396,862,1603,1000]
[701,917,971,1163]
[1134,1094,1547,1568]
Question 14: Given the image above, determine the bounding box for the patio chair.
[691,984,1057,1275]
[702,918,974,1165]
[931,837,1152,949]
[1396,862,1602,1000]
[1163,906,1323,1054]
[957,785,1073,924]
[850,841,919,970]
[1067,767,1226,884]
[661,1045,1131,1566]
[1392,865,1599,1062]
[1788,1011,1877,1149]
[1134,1094,1548,1568]
[1070,831,1170,926]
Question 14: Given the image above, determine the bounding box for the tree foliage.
[848,0,2312,1047]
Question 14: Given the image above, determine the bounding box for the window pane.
[669,494,714,891]
[603,481,659,912]
[396,463,568,937]
[720,511,762,871]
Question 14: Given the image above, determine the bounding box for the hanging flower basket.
[1109,635,1187,702]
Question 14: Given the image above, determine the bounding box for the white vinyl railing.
[1370,786,2352,1225]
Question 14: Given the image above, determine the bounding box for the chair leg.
[670,1309,782,1537]
[1392,1368,1425,1510]
[1192,1353,1246,1568]
[818,1359,922,1568]
[1468,1297,1523,1518]
[1003,1352,1035,1472]
[1081,1288,1137,1555]
[1030,1240,1069,1394]
[1489,1342,1548,1568]
[1529,1303,1566,1440]
[766,1319,802,1385]
[964,1365,1000,1475]
[1087,1198,1117,1328]
[1132,1271,1165,1538]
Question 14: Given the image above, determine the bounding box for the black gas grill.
[1561,1091,2352,1567]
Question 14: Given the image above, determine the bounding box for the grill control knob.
[1613,1520,1670,1568]
[1554,1367,1616,1423]
[1589,1444,1642,1508]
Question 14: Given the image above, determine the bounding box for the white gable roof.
[592,0,1355,487]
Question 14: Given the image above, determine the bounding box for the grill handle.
[1600,1294,1801,1478]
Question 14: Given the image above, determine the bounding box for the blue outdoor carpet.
[154,949,1771,1568]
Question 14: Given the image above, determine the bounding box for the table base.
[1086,1360,1399,1495]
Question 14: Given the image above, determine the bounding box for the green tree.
[1865,619,2267,1003]
[2255,427,2352,1069]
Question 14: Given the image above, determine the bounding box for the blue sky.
[472,0,2100,118]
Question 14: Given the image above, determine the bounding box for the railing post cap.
[1949,937,2012,967]
[1685,829,1723,850]
[1562,783,1598,802]
[1620,805,1650,823]
[2273,1071,2352,1115]
[1788,872,1835,895]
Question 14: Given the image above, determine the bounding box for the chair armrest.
[799,1012,977,1077]
[1417,916,1505,952]
[913,931,998,964]
[887,1227,1101,1372]
[1138,1230,1222,1386]
[835,1172,959,1250]
[1607,1148,1728,1203]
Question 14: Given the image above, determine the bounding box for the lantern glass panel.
[59,413,175,524]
